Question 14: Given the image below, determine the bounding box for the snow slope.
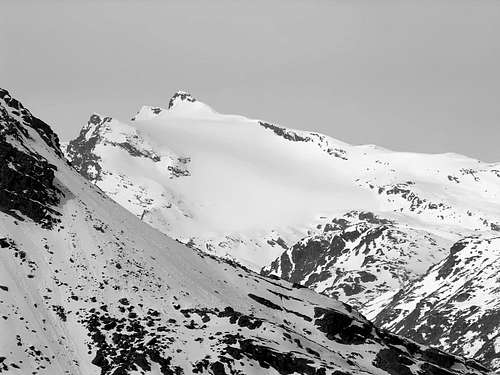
[3,89,494,374]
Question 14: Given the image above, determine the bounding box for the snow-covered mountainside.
[64,91,500,270]
[64,91,500,370]
[372,235,500,372]
[3,89,493,374]
[262,211,450,312]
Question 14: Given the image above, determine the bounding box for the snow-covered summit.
[131,90,216,121]
[168,90,196,109]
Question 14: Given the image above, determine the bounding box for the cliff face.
[0,89,62,228]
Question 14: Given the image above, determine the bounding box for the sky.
[1,0,500,162]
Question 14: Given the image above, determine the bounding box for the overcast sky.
[1,0,499,161]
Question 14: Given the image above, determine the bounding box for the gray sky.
[2,0,500,162]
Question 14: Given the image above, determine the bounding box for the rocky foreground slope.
[3,89,495,374]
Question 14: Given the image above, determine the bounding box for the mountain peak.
[167,90,216,116]
[131,90,215,121]
[84,113,116,131]
[87,112,111,126]
[168,90,196,110]
[0,88,63,157]
[79,113,113,140]
[0,88,63,227]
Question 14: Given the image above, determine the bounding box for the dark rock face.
[218,306,264,330]
[0,89,63,157]
[372,330,490,375]
[64,114,110,182]
[377,182,429,212]
[221,337,330,375]
[65,113,162,182]
[258,121,348,160]
[168,91,196,109]
[372,340,489,375]
[373,348,415,375]
[436,240,468,280]
[82,307,184,375]
[0,89,62,228]
[314,307,373,345]
[247,293,283,311]
[259,121,312,143]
